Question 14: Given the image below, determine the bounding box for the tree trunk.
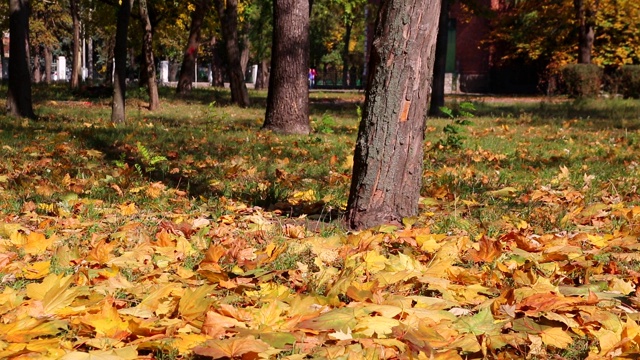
[210,40,225,87]
[87,37,93,85]
[111,0,133,123]
[574,0,595,64]
[32,46,40,83]
[7,0,35,118]
[346,0,441,230]
[341,19,352,88]
[44,45,52,84]
[429,0,450,117]
[105,37,115,86]
[139,0,159,110]
[215,0,250,107]
[263,0,311,134]
[255,58,270,90]
[70,0,81,89]
[177,0,209,95]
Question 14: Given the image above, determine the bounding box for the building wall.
[450,0,495,93]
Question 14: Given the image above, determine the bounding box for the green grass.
[2,85,640,238]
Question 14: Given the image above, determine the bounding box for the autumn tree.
[214,0,250,107]
[138,0,159,110]
[176,0,210,95]
[489,0,640,76]
[7,0,35,118]
[111,0,133,123]
[262,0,311,134]
[346,0,441,230]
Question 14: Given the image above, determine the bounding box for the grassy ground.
[1,84,640,359]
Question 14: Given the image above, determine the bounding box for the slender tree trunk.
[32,46,40,83]
[44,45,52,84]
[341,19,352,88]
[574,0,595,64]
[346,0,441,230]
[211,39,225,87]
[263,0,311,134]
[87,37,93,85]
[241,35,250,75]
[70,0,81,88]
[7,0,35,118]
[429,0,450,116]
[177,0,209,95]
[215,0,250,107]
[111,0,133,123]
[255,59,270,90]
[139,0,159,110]
[105,37,115,86]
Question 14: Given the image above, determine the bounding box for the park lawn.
[1,86,640,359]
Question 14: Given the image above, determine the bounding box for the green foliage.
[619,65,640,99]
[314,113,337,134]
[438,102,475,149]
[136,142,168,174]
[562,64,603,98]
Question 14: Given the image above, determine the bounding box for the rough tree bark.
[7,0,35,118]
[429,0,450,117]
[111,0,133,123]
[87,37,93,85]
[70,0,81,89]
[346,0,441,230]
[214,0,250,107]
[574,0,596,64]
[176,0,209,95]
[139,0,159,110]
[263,0,311,134]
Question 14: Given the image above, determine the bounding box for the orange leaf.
[466,236,502,263]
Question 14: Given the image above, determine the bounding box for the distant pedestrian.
[309,68,316,88]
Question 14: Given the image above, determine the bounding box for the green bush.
[619,65,640,99]
[561,64,602,98]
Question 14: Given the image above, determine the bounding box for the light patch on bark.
[400,100,411,122]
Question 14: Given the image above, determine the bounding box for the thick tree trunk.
[429,0,450,117]
[341,20,352,88]
[263,0,311,134]
[574,0,595,64]
[177,0,209,95]
[44,45,52,84]
[215,0,250,107]
[7,0,35,118]
[70,0,81,89]
[139,0,159,110]
[346,0,441,230]
[111,0,133,123]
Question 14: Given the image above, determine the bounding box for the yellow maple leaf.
[24,232,54,255]
[80,298,131,340]
[118,203,138,216]
[22,261,51,279]
[540,327,573,349]
[26,274,82,316]
[363,250,388,274]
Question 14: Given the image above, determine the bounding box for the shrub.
[561,64,602,98]
[619,65,640,99]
